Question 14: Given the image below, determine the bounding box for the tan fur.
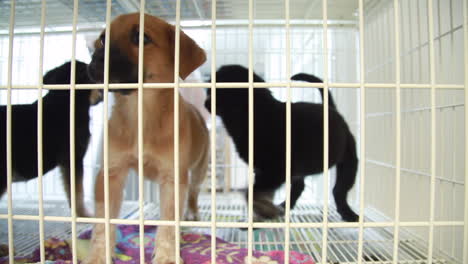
[84,13,208,264]
[89,89,103,105]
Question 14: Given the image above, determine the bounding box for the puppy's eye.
[99,34,105,46]
[131,29,152,46]
[143,34,152,45]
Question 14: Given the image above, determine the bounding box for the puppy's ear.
[167,26,206,80]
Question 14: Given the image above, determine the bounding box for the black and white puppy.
[0,61,100,217]
[204,65,359,222]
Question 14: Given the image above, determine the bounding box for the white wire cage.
[0,0,466,264]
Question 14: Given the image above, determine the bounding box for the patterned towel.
[0,225,315,264]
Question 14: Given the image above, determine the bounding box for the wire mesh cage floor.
[1,194,454,264]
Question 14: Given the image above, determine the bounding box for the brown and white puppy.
[84,13,209,264]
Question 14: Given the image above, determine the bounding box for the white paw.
[82,254,106,264]
[184,210,199,221]
[152,251,183,264]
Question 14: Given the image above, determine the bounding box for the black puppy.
[0,61,100,217]
[204,65,359,222]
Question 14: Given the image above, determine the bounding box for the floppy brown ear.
[167,26,206,80]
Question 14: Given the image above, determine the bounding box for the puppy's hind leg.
[250,186,284,220]
[60,164,89,217]
[248,172,285,220]
[333,135,359,222]
[280,178,305,210]
[186,145,208,221]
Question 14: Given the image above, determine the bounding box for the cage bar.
[6,0,16,263]
[392,0,402,263]
[102,0,112,262]
[210,0,218,262]
[357,0,366,263]
[1,212,465,227]
[1,82,465,90]
[463,0,468,262]
[0,212,458,224]
[68,0,79,263]
[36,0,47,262]
[284,0,292,262]
[321,0,330,263]
[137,2,146,264]
[427,0,437,263]
[247,0,254,262]
[174,0,182,263]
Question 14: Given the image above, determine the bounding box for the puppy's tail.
[291,73,337,109]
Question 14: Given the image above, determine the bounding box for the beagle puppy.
[84,13,209,264]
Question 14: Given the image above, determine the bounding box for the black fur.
[87,33,137,95]
[0,61,96,217]
[204,65,359,222]
[291,73,337,110]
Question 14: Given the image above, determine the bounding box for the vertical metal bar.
[321,0,330,263]
[247,0,254,261]
[416,0,422,83]
[284,0,292,262]
[450,87,456,258]
[449,0,455,91]
[356,0,366,263]
[427,0,437,262]
[462,0,468,262]
[36,0,47,262]
[386,3,391,82]
[406,0,413,83]
[392,0,402,263]
[449,0,456,255]
[223,138,231,193]
[137,2,146,264]
[436,0,442,65]
[69,0,79,263]
[6,1,15,263]
[103,0,112,262]
[210,0,218,262]
[174,0,182,263]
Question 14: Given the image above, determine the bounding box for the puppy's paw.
[340,211,359,222]
[152,250,183,264]
[184,210,199,221]
[82,243,114,264]
[253,199,284,219]
[82,253,106,264]
[0,244,10,258]
[337,207,359,222]
[152,257,184,264]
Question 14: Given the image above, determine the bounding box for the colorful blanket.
[0,225,315,264]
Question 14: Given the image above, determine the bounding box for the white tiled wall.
[363,0,465,261]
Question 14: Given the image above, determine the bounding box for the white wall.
[363,0,465,261]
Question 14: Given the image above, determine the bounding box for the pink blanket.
[1,225,315,264]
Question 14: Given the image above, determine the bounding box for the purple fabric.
[1,225,315,264]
